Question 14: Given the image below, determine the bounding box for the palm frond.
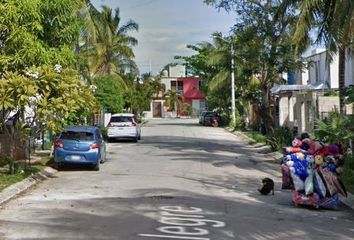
[208,69,229,92]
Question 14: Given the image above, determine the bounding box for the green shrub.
[244,131,266,144]
[229,112,244,130]
[314,112,354,151]
[100,127,108,140]
[342,151,354,193]
[218,112,230,127]
[265,126,294,151]
[323,91,338,96]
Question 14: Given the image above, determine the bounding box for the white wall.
[169,65,186,77]
[306,50,332,86]
[345,49,354,86]
[161,77,175,92]
[329,54,339,89]
[104,113,111,127]
[305,48,354,89]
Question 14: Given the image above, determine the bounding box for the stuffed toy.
[286,160,294,167]
[302,138,324,155]
[285,138,308,153]
[306,155,314,164]
[292,138,302,147]
[296,152,305,160]
[285,147,304,153]
[314,155,324,165]
[320,144,340,157]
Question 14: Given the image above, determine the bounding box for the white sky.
[91,0,237,74]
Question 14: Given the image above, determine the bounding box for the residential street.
[0,118,353,240]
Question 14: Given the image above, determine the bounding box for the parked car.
[198,111,208,124]
[199,111,219,126]
[107,113,141,142]
[54,126,106,170]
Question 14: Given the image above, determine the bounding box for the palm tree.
[292,0,354,113]
[164,90,183,117]
[150,77,163,98]
[83,5,139,83]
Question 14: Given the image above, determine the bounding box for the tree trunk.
[338,47,346,114]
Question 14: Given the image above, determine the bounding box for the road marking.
[138,234,209,239]
[138,205,225,239]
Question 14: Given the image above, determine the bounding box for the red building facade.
[177,77,205,116]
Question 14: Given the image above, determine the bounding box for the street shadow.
[0,188,353,240]
[140,135,280,176]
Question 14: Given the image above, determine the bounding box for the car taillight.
[90,143,100,149]
[54,140,63,148]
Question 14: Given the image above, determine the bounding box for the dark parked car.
[199,111,219,126]
[54,126,106,170]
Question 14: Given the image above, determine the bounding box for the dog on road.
[258,177,274,195]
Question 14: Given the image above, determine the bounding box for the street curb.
[225,127,354,210]
[225,127,282,161]
[0,166,58,206]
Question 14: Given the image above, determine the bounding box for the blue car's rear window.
[60,131,94,141]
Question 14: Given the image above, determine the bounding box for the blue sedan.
[54,126,106,170]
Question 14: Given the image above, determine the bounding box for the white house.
[271,48,354,134]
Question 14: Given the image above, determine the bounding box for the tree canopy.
[177,0,301,130]
[0,0,96,135]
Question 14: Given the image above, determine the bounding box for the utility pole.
[230,44,236,124]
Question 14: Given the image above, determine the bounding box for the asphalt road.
[0,118,353,240]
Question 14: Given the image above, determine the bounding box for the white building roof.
[271,82,328,94]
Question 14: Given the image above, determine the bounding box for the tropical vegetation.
[180,0,301,132]
[1,0,354,185]
[201,0,354,188]
[0,0,153,174]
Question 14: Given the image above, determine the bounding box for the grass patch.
[243,131,267,144]
[0,167,40,192]
[0,153,53,192]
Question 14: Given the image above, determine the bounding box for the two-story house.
[271,48,354,134]
[147,65,205,118]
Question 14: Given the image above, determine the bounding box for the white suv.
[107,113,141,142]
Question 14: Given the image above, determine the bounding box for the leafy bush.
[229,110,244,130]
[342,151,354,193]
[323,91,338,96]
[265,126,294,151]
[314,112,354,151]
[100,127,108,140]
[218,112,230,127]
[244,131,266,144]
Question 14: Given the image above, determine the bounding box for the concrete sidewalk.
[0,167,58,206]
[225,127,354,210]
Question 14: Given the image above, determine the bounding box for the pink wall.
[178,77,205,100]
